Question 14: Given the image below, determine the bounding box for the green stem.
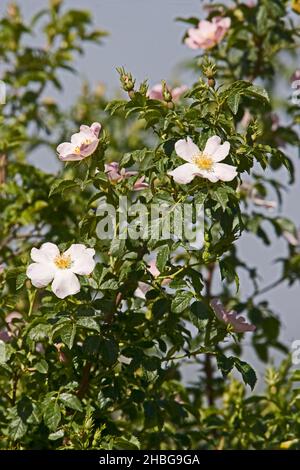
[28,289,37,317]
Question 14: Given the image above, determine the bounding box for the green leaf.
[105,99,126,115]
[49,179,79,197]
[211,186,229,211]
[48,429,64,441]
[28,324,51,342]
[100,339,119,366]
[16,273,27,290]
[101,278,119,290]
[190,301,210,319]
[227,93,241,115]
[114,436,140,450]
[43,401,61,431]
[216,353,235,377]
[59,393,83,412]
[245,85,269,103]
[156,245,169,273]
[60,323,76,349]
[9,417,27,441]
[234,357,257,390]
[219,258,240,292]
[76,316,100,333]
[34,359,49,374]
[171,291,193,313]
[0,341,7,363]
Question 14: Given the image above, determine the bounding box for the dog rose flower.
[26,242,96,299]
[105,162,149,191]
[168,136,237,184]
[211,298,256,333]
[57,122,101,162]
[185,17,231,50]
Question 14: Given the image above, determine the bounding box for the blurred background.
[0,0,299,384]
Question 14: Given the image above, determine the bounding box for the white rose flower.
[168,135,237,184]
[26,242,96,299]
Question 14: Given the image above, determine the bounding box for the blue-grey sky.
[1,0,300,384]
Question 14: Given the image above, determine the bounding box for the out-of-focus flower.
[168,136,237,184]
[57,122,101,162]
[36,343,45,354]
[148,83,188,102]
[291,70,300,82]
[0,329,11,342]
[252,197,277,210]
[135,259,170,298]
[211,298,256,333]
[133,176,149,191]
[239,182,277,211]
[240,109,252,128]
[283,229,300,246]
[54,343,69,363]
[105,162,149,191]
[26,242,96,299]
[0,311,23,343]
[244,0,256,7]
[185,17,231,50]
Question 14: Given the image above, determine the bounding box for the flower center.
[74,146,81,154]
[192,153,213,170]
[54,254,72,269]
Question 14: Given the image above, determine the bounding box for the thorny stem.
[77,362,92,399]
[204,263,215,406]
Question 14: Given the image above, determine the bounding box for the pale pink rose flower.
[105,162,137,182]
[185,17,231,50]
[6,311,22,324]
[244,0,256,6]
[147,259,161,278]
[168,136,237,184]
[105,162,149,191]
[57,122,101,162]
[133,176,149,191]
[211,298,256,333]
[148,84,188,102]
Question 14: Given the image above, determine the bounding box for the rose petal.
[203,136,222,156]
[211,141,230,162]
[214,163,237,181]
[175,137,200,162]
[27,262,55,288]
[65,244,96,275]
[31,243,59,263]
[168,163,198,184]
[51,270,81,299]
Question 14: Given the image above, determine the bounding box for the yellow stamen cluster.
[192,153,213,171]
[54,254,72,269]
